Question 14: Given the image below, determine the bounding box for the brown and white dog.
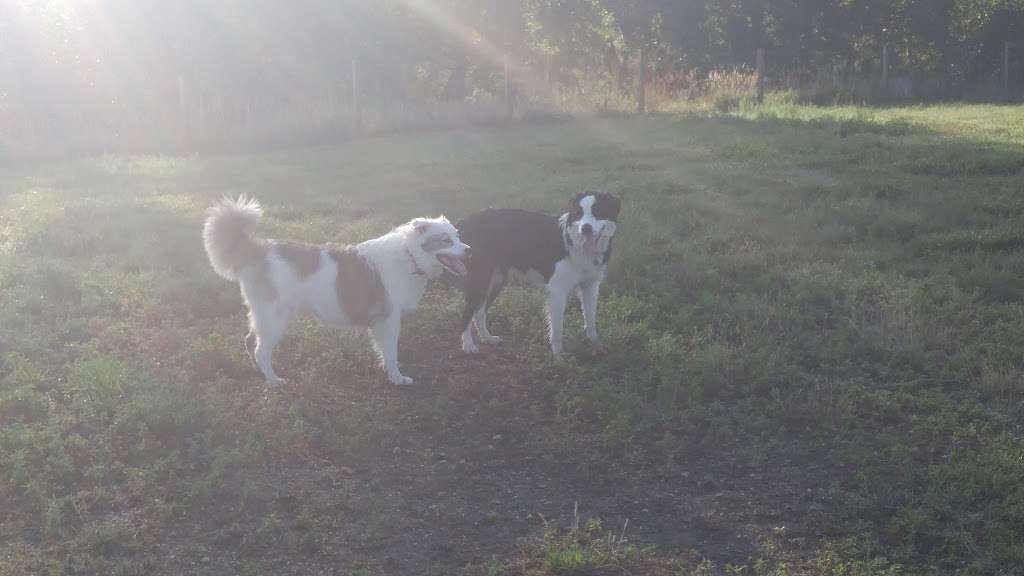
[203,196,470,386]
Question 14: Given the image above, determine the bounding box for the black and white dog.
[456,191,621,357]
[203,196,470,386]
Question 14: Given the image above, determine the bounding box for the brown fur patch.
[329,246,390,326]
[274,241,323,279]
[235,241,277,302]
[235,239,268,278]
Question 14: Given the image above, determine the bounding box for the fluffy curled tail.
[203,195,265,281]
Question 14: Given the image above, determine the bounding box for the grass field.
[3,102,1024,575]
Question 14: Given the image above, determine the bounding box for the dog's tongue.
[440,254,467,277]
[582,234,598,255]
[451,257,467,277]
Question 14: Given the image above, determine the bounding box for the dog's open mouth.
[581,230,600,255]
[437,253,468,277]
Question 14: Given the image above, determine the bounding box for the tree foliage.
[1,0,1021,133]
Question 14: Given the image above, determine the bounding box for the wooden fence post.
[545,53,552,90]
[636,45,646,114]
[177,75,186,117]
[351,57,361,135]
[756,48,765,103]
[504,50,513,118]
[1005,41,1011,94]
[882,43,889,94]
[178,75,188,149]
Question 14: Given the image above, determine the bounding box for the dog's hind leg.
[371,312,411,385]
[460,263,494,354]
[473,307,500,345]
[579,279,601,343]
[244,329,258,369]
[251,302,289,387]
[474,270,505,345]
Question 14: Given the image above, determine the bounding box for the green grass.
[3,102,1024,575]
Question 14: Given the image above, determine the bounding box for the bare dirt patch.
[145,312,835,575]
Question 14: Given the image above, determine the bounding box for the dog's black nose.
[581,223,593,236]
[463,246,472,258]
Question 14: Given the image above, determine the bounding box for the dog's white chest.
[549,257,604,293]
[567,251,606,280]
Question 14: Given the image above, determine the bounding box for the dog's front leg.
[371,312,412,385]
[546,285,569,358]
[580,279,601,343]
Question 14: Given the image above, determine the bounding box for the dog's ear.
[607,195,622,219]
[411,218,431,235]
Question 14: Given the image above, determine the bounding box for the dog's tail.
[203,195,265,281]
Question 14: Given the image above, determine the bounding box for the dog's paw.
[481,334,502,345]
[462,341,480,354]
[585,330,599,343]
[266,377,287,388]
[389,373,414,386]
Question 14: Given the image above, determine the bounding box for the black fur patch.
[591,193,621,222]
[566,191,622,227]
[457,208,565,282]
[328,246,390,326]
[455,208,564,332]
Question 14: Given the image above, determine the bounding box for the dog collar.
[406,248,427,276]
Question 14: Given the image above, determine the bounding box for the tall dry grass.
[649,67,759,112]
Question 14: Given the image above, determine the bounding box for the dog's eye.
[422,234,450,251]
[592,203,618,221]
